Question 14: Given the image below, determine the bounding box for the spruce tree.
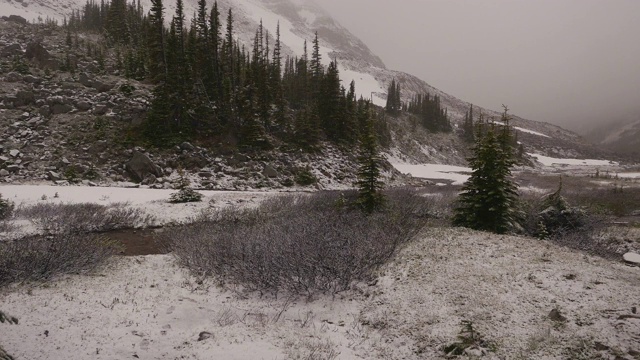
[355,102,385,213]
[463,104,475,143]
[453,108,520,234]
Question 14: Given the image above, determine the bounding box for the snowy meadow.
[1,175,639,359]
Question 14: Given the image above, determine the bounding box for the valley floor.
[1,226,639,359]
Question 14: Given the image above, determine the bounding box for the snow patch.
[338,66,386,107]
[391,163,471,185]
[528,153,618,167]
[0,185,275,226]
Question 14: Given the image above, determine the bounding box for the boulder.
[3,15,27,25]
[4,72,22,82]
[263,165,278,178]
[0,169,9,177]
[623,252,640,266]
[75,100,92,111]
[25,42,50,64]
[180,142,195,151]
[93,104,108,115]
[47,171,61,181]
[125,152,162,183]
[14,91,35,107]
[52,104,73,114]
[38,105,51,117]
[1,43,22,57]
[22,75,42,84]
[78,72,93,88]
[6,165,20,173]
[94,81,115,93]
[9,150,20,158]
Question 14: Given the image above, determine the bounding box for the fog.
[318,0,640,132]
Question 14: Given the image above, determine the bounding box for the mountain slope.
[585,117,640,156]
[0,0,614,163]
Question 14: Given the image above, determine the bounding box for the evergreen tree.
[105,0,130,44]
[147,0,167,83]
[462,104,475,143]
[385,79,401,114]
[355,102,385,213]
[453,107,520,234]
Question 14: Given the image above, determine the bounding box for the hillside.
[585,116,640,156]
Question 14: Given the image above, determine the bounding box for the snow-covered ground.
[390,163,471,185]
[0,184,277,226]
[528,153,618,167]
[2,226,639,359]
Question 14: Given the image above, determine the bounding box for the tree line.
[68,0,387,151]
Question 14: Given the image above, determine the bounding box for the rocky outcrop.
[125,152,162,183]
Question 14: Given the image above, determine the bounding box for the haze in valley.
[319,0,640,133]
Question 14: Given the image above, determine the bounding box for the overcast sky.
[317,0,640,132]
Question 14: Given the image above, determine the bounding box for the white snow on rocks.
[624,252,640,266]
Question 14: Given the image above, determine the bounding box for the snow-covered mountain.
[1,0,613,161]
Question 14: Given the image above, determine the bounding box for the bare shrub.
[17,202,155,234]
[0,233,119,286]
[168,189,431,297]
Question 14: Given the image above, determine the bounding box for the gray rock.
[94,80,114,93]
[125,152,162,183]
[197,331,213,341]
[0,156,8,164]
[198,171,213,178]
[142,174,157,185]
[0,169,9,177]
[22,75,42,84]
[78,72,93,87]
[1,43,22,57]
[38,105,51,117]
[4,15,27,25]
[9,150,20,157]
[25,42,51,67]
[75,101,92,111]
[623,252,640,266]
[47,171,61,181]
[180,142,195,151]
[14,90,35,107]
[548,308,567,322]
[52,104,73,114]
[93,104,108,115]
[6,165,20,173]
[263,165,278,178]
[4,72,22,82]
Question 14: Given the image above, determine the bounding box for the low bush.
[17,202,155,234]
[520,184,616,258]
[168,189,433,298]
[168,188,203,203]
[294,167,318,186]
[0,194,14,220]
[0,233,119,286]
